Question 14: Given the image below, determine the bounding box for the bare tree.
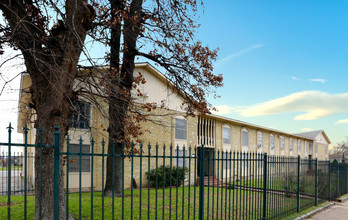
[0,0,223,217]
[332,137,348,162]
[102,0,223,196]
[0,0,95,218]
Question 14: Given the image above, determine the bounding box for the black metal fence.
[0,125,347,219]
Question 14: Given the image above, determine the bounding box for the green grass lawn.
[0,186,314,219]
[234,174,317,196]
[0,166,23,171]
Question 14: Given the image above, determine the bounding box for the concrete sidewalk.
[309,200,348,219]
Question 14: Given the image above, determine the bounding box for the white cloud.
[309,78,326,83]
[335,119,348,124]
[213,105,244,115]
[301,128,312,131]
[230,90,348,120]
[216,44,264,66]
[290,76,300,81]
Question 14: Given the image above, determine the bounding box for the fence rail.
[0,124,347,219]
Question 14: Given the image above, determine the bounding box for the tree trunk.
[104,0,144,196]
[31,66,74,219]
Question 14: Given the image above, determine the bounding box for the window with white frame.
[175,118,187,140]
[175,149,187,168]
[270,134,275,150]
[257,131,263,148]
[68,144,90,172]
[223,126,232,145]
[242,128,249,147]
[290,138,293,151]
[298,140,301,153]
[258,155,263,168]
[281,137,285,150]
[222,152,231,170]
[305,141,308,154]
[242,153,248,169]
[69,101,91,129]
[197,117,216,147]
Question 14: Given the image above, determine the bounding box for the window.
[298,140,301,153]
[197,117,216,147]
[258,156,263,168]
[316,143,318,154]
[305,141,308,154]
[257,131,263,148]
[175,149,187,168]
[290,139,293,151]
[242,153,248,169]
[223,126,232,145]
[222,152,231,170]
[270,135,275,150]
[69,101,91,129]
[68,144,90,172]
[175,118,187,140]
[281,137,285,150]
[242,129,249,146]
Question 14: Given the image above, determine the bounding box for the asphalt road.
[310,200,348,219]
[0,170,33,195]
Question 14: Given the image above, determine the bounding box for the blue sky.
[1,1,348,149]
[196,1,348,146]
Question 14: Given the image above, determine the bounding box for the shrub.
[280,172,297,197]
[227,182,235,190]
[317,170,330,199]
[147,165,188,187]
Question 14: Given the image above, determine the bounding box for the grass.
[234,174,317,196]
[282,201,332,220]
[337,193,348,200]
[0,186,315,219]
[0,166,22,171]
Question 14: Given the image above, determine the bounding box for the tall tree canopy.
[1,0,96,218]
[0,0,223,218]
[99,0,223,196]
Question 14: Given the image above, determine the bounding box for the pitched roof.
[295,130,323,139]
[295,130,331,144]
[207,114,314,141]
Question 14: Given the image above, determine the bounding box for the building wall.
[18,63,331,191]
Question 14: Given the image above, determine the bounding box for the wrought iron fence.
[0,124,347,219]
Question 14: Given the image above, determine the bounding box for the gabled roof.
[295,130,331,144]
[17,62,331,144]
[295,130,322,139]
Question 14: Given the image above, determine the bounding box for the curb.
[336,196,348,202]
[295,202,335,220]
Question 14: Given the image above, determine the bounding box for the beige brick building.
[17,62,331,190]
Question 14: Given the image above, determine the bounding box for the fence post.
[336,163,339,198]
[24,125,29,218]
[315,158,318,206]
[199,145,205,220]
[328,160,331,201]
[297,155,300,213]
[53,126,60,220]
[262,153,268,220]
[7,123,13,220]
